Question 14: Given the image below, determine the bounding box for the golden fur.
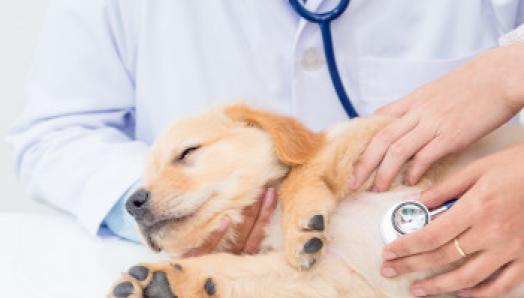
[109,104,524,298]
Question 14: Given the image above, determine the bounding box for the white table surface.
[0,211,165,298]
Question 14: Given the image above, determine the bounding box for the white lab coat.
[6,0,523,235]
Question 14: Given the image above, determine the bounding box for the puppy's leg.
[279,172,337,271]
[278,118,394,271]
[107,253,332,298]
[108,258,223,298]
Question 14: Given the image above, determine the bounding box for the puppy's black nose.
[126,189,150,220]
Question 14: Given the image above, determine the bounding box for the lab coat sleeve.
[5,0,148,236]
[518,0,524,24]
[103,184,142,243]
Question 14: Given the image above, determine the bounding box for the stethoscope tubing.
[319,22,358,118]
[289,0,359,118]
[289,0,350,23]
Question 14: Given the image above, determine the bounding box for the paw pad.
[306,215,325,231]
[303,237,323,253]
[204,277,216,296]
[144,272,177,298]
[129,265,149,281]
[113,282,134,297]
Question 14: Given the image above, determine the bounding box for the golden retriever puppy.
[108,104,524,298]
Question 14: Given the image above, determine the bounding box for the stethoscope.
[289,0,359,118]
[380,199,457,244]
[290,0,460,244]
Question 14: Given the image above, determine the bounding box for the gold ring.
[454,238,467,258]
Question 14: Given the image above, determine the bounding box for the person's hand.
[184,187,277,257]
[351,44,524,192]
[381,144,524,297]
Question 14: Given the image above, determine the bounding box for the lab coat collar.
[294,0,326,40]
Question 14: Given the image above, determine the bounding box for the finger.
[458,261,524,297]
[382,229,479,277]
[243,188,277,254]
[374,95,416,117]
[383,197,473,260]
[351,116,418,190]
[419,164,480,209]
[410,252,512,297]
[231,190,265,253]
[373,124,433,192]
[406,134,464,186]
[183,217,231,257]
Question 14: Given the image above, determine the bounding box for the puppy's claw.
[300,257,317,270]
[113,282,134,297]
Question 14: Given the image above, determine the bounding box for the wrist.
[502,43,524,108]
[473,44,524,111]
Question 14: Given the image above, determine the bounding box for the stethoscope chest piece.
[381,200,430,244]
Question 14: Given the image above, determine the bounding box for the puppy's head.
[126,104,322,255]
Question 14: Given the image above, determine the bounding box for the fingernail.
[263,188,276,207]
[411,288,426,297]
[405,193,420,201]
[457,290,471,297]
[382,251,397,260]
[219,217,230,230]
[348,175,357,189]
[411,288,427,297]
[407,169,421,185]
[381,267,397,277]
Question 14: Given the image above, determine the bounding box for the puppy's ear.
[224,104,323,166]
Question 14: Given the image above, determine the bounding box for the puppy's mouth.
[140,214,193,252]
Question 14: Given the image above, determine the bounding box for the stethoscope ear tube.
[288,0,350,23]
[288,0,358,118]
[319,23,358,118]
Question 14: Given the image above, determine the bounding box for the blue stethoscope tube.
[429,198,457,218]
[289,0,359,118]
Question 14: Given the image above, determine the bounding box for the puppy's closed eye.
[175,146,201,163]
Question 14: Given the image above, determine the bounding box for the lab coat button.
[301,47,324,70]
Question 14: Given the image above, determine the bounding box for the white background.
[0,0,51,213]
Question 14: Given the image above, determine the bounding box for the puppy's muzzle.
[126,189,151,221]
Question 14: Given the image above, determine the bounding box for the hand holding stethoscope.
[382,145,524,297]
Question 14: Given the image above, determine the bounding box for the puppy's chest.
[260,205,284,252]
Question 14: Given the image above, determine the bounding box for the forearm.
[478,24,524,110]
[8,115,149,234]
[502,42,524,107]
[468,42,524,112]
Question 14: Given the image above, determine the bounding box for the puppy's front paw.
[107,262,218,298]
[284,212,328,271]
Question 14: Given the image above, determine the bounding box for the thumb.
[420,165,480,208]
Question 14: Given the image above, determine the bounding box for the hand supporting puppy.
[184,188,276,257]
[350,43,524,192]
[381,145,524,297]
